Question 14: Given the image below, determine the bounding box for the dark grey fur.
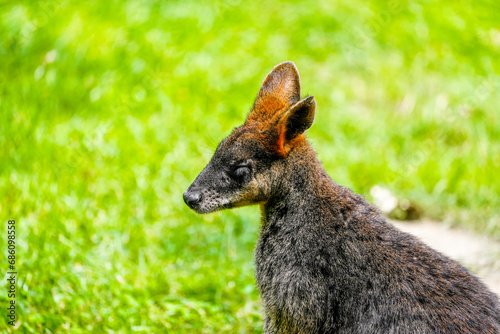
[184,62,500,333]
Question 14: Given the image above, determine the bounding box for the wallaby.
[183,62,500,333]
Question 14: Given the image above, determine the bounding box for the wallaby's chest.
[255,214,298,278]
[254,212,327,291]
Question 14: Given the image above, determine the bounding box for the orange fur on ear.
[276,122,288,156]
[245,62,314,156]
[274,96,316,155]
[246,61,301,124]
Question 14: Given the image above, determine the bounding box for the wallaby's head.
[184,62,316,213]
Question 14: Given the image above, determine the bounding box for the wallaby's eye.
[229,164,251,181]
[234,166,250,178]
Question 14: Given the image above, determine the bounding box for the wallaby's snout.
[182,189,202,210]
[183,168,211,213]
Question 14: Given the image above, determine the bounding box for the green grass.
[1,0,499,332]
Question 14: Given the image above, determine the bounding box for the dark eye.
[230,164,251,180]
[234,166,250,178]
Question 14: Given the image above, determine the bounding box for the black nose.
[183,191,202,209]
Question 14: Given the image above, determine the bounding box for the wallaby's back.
[184,62,500,333]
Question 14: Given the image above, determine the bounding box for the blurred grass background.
[1,0,499,332]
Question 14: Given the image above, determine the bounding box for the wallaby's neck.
[262,141,351,224]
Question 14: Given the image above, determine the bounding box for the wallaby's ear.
[246,61,301,123]
[276,96,316,155]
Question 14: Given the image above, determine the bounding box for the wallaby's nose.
[183,191,202,209]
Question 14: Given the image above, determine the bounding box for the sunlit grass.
[0,0,499,332]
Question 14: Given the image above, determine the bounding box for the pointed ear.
[246,61,301,123]
[276,96,316,154]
